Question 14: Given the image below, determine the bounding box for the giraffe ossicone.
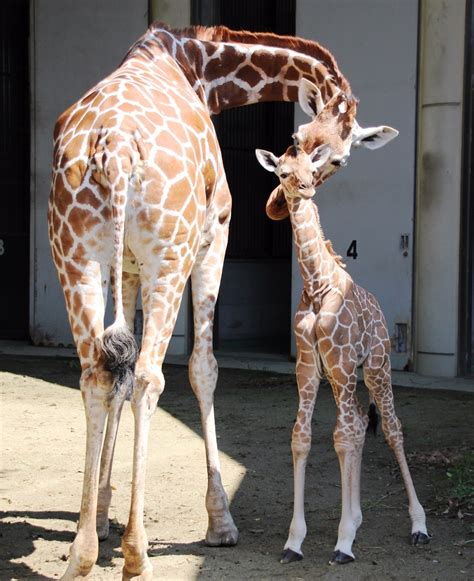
[256,142,429,565]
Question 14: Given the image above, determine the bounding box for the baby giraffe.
[255,144,429,565]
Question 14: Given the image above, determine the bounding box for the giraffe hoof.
[280,548,303,564]
[122,566,154,580]
[411,531,431,546]
[329,550,355,565]
[97,521,110,541]
[205,525,239,547]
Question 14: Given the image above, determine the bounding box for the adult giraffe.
[48,22,396,579]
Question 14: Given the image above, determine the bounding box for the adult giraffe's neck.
[286,196,338,299]
[126,23,351,114]
[190,41,338,114]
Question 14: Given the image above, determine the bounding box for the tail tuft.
[101,324,138,399]
[366,402,379,436]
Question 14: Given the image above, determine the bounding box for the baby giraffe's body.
[256,145,429,565]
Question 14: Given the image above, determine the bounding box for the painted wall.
[30,0,189,354]
[415,0,466,376]
[293,0,419,370]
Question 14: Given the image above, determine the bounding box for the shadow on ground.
[0,355,80,389]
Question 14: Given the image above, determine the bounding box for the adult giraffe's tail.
[97,145,139,399]
[102,325,138,399]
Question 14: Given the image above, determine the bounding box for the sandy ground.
[0,355,473,580]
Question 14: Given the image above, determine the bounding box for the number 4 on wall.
[346,240,358,259]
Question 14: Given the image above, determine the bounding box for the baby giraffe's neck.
[286,195,339,299]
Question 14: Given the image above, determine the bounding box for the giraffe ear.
[298,78,324,118]
[266,185,289,221]
[255,149,279,172]
[352,121,399,150]
[310,144,331,170]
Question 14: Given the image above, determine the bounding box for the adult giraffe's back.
[48,22,393,579]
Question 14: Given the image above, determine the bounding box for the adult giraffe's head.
[294,78,399,185]
[259,79,399,220]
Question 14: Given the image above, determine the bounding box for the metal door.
[192,0,296,353]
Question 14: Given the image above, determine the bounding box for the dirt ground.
[0,355,473,580]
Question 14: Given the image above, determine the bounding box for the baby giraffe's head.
[255,143,331,200]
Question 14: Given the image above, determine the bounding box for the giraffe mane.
[311,200,347,269]
[148,21,351,94]
[324,239,346,269]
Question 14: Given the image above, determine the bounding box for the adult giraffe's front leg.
[281,299,321,564]
[188,212,239,546]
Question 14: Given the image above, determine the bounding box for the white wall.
[415,0,467,376]
[294,0,419,370]
[30,0,188,354]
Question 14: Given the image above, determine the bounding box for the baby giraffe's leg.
[364,355,429,545]
[349,394,367,534]
[281,301,321,564]
[329,364,367,565]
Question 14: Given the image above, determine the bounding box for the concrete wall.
[30,0,189,354]
[294,0,419,370]
[415,0,467,376]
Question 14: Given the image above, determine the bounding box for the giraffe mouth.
[297,183,316,198]
[298,188,316,199]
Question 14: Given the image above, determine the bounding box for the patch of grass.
[446,452,474,504]
[444,452,474,536]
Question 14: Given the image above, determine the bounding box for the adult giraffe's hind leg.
[364,355,429,545]
[188,216,239,547]
[281,300,320,564]
[121,258,193,580]
[59,262,114,580]
[97,272,141,540]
